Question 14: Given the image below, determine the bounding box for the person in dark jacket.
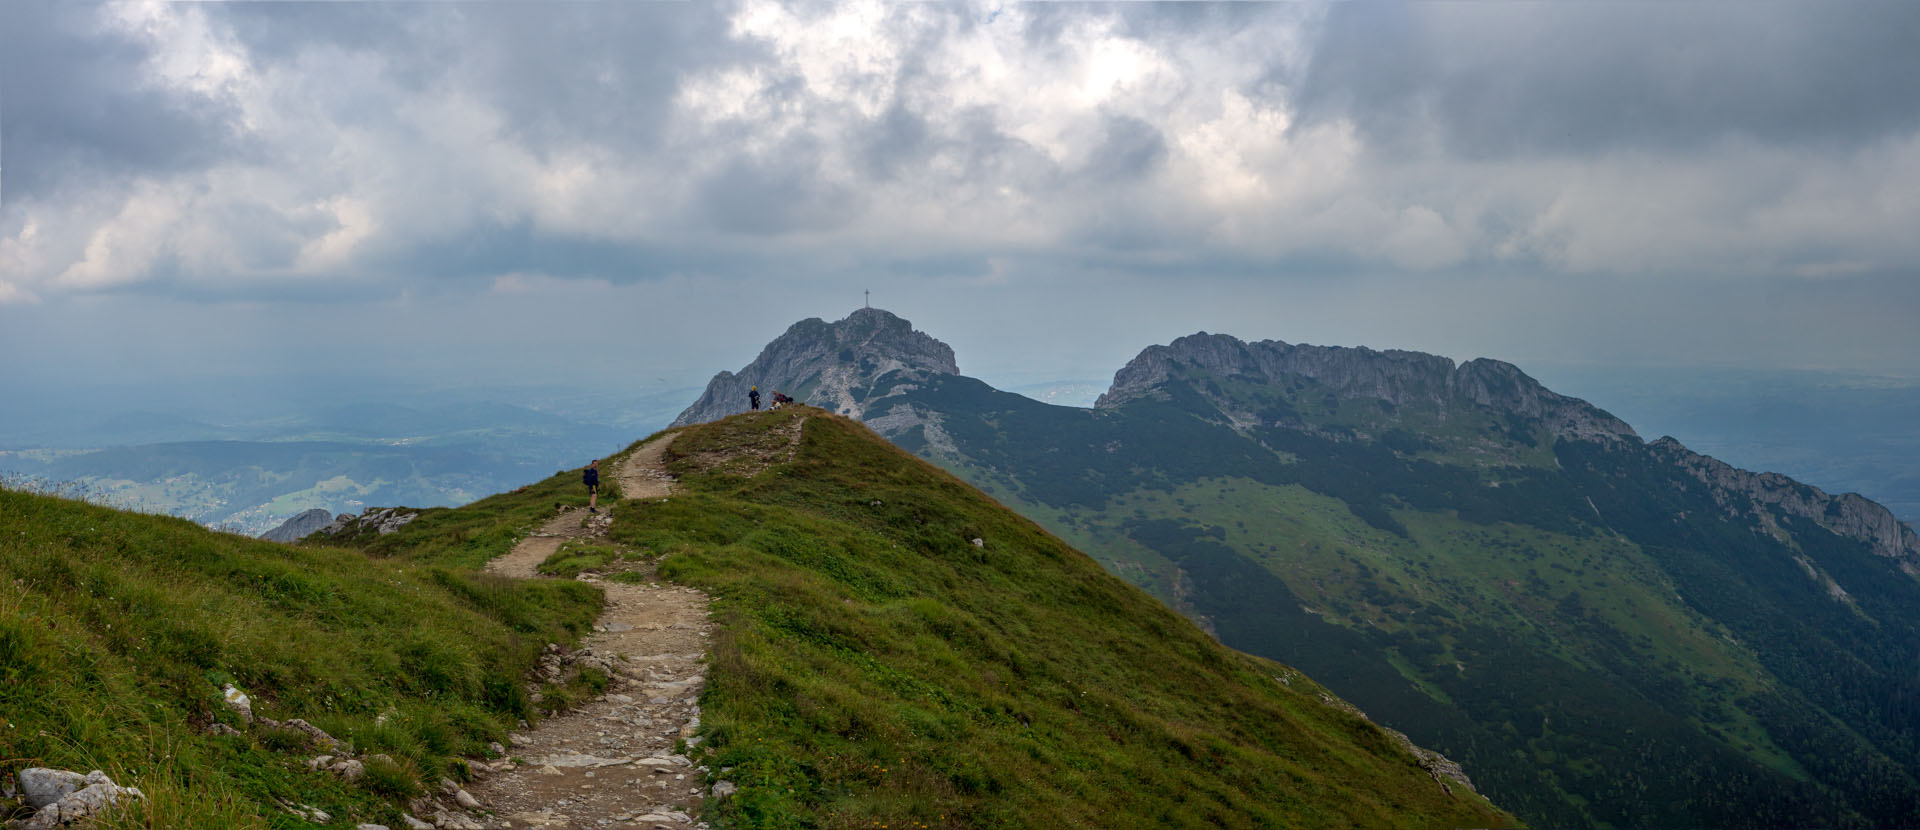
[583,459,600,513]
[749,386,761,411]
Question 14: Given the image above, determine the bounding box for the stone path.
[464,433,713,830]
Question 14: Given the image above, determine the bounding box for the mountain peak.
[1097,332,1638,443]
[672,308,958,426]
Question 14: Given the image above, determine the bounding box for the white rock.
[19,771,144,829]
[17,768,86,808]
[356,825,391,830]
[453,788,482,810]
[401,814,434,830]
[970,537,985,547]
[283,802,331,823]
[221,684,253,722]
[711,780,737,798]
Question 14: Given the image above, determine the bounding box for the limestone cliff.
[672,308,959,427]
[1096,331,1638,443]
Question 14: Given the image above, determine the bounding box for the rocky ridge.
[1649,437,1920,566]
[312,506,421,541]
[672,308,958,427]
[1096,332,1638,443]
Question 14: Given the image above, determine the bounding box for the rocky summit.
[1095,332,1638,444]
[671,308,958,426]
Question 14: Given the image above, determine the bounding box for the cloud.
[0,0,1915,388]
[1296,2,1920,157]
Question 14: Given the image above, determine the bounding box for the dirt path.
[464,433,713,830]
[614,435,677,502]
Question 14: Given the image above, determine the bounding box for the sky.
[4,0,1919,399]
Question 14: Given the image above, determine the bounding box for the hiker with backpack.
[749,386,762,411]
[583,459,600,513]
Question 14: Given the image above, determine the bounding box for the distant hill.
[681,310,1920,829]
[0,401,632,535]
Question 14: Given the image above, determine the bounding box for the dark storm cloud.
[1081,114,1166,181]
[1296,1,1920,158]
[0,0,249,199]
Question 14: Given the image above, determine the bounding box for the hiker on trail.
[583,459,600,513]
[749,386,761,411]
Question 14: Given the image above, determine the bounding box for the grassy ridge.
[616,408,1511,828]
[0,465,604,827]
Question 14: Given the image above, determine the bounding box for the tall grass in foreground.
[0,461,604,826]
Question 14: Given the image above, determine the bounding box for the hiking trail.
[463,432,714,830]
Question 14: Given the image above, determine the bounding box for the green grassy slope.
[0,466,606,828]
[873,371,1920,829]
[620,408,1512,829]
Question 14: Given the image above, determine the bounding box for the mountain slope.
[891,337,1920,829]
[678,310,1920,829]
[623,407,1510,828]
[0,469,605,827]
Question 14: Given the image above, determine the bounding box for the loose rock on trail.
[465,433,715,830]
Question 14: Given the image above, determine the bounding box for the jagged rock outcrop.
[672,308,959,426]
[1648,436,1920,566]
[314,507,418,540]
[1096,332,1637,443]
[260,508,335,543]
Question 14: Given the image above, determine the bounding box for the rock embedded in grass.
[220,683,253,722]
[13,769,144,829]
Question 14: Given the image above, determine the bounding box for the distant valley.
[0,384,694,535]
